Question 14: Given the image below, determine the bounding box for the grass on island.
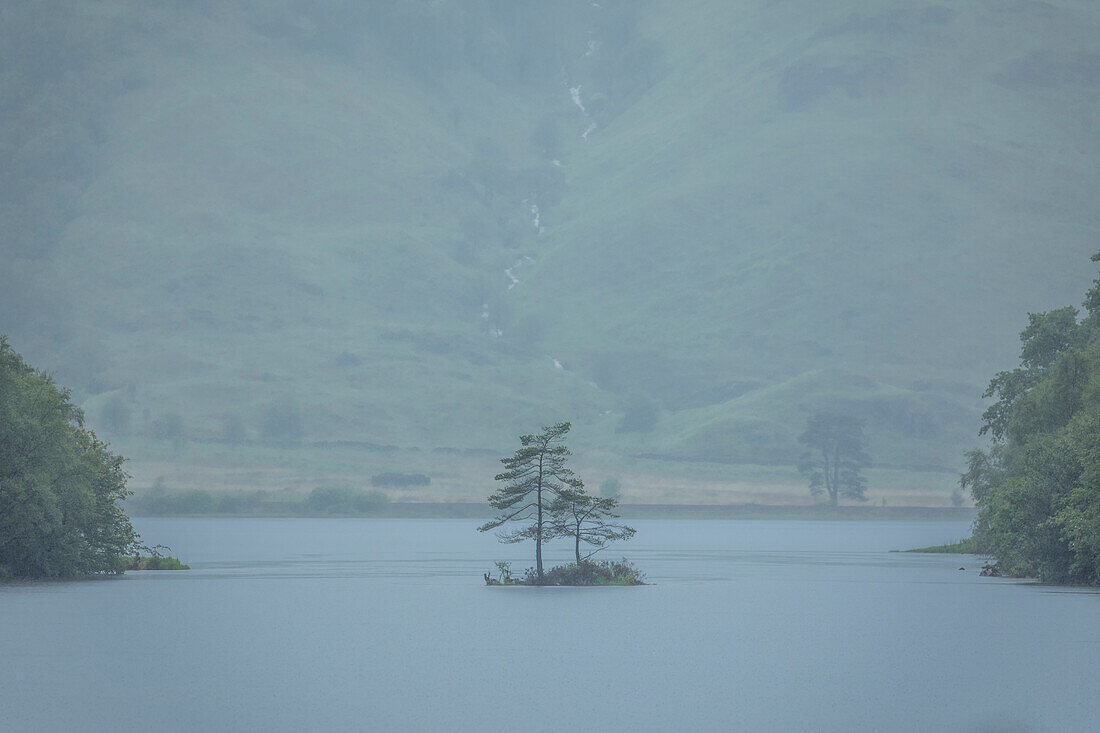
[485,559,645,587]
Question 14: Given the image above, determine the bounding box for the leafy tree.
[551,487,635,564]
[1019,307,1080,371]
[797,412,870,506]
[0,336,138,578]
[979,306,1080,441]
[963,251,1100,584]
[478,422,578,582]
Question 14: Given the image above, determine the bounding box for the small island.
[478,422,645,586]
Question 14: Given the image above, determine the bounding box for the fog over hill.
[2,1,1098,503]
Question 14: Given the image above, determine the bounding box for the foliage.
[124,555,189,570]
[550,488,635,564]
[478,422,580,581]
[479,422,641,583]
[965,252,1100,584]
[540,559,645,586]
[486,559,645,586]
[0,336,138,578]
[493,560,514,584]
[797,412,870,506]
[124,543,189,570]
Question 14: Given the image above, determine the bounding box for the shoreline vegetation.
[902,537,983,554]
[126,498,977,521]
[1,336,179,580]
[949,251,1100,585]
[123,555,190,571]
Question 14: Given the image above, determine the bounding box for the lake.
[2,518,1098,732]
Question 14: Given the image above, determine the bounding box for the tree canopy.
[0,336,137,578]
[478,422,580,581]
[797,412,870,506]
[551,489,635,565]
[965,251,1100,584]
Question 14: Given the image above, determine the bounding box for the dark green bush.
[501,559,646,586]
[542,559,645,586]
[124,555,189,570]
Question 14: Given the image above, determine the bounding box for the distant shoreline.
[128,502,977,521]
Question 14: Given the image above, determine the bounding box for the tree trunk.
[575,527,581,564]
[535,456,544,581]
[535,496,544,580]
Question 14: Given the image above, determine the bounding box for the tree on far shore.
[478,422,578,582]
[797,412,870,506]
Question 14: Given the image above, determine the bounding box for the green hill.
[2,1,1098,505]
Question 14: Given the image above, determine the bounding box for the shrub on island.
[485,559,645,586]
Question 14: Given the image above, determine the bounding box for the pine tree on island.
[478,422,578,582]
[551,486,635,564]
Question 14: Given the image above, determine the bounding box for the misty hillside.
[2,1,1098,502]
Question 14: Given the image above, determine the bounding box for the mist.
[1,1,1096,506]
[3,3,1100,730]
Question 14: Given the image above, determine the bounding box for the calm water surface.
[2,518,1098,732]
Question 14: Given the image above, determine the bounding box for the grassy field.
[120,434,963,509]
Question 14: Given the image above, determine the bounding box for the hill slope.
[2,1,1098,503]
